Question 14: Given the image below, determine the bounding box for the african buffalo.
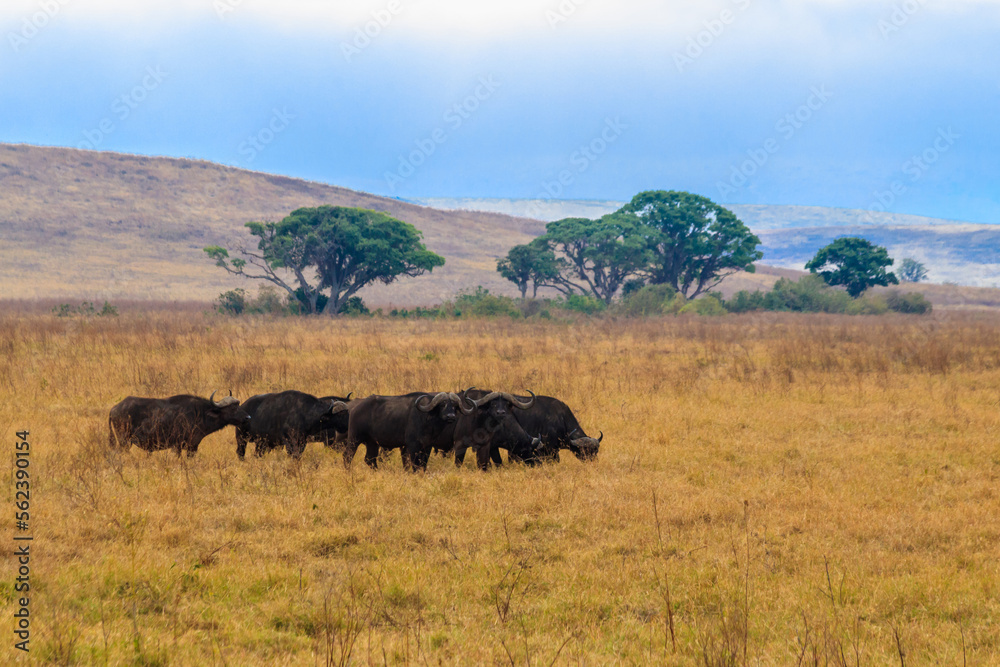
[452,392,600,466]
[450,389,541,470]
[235,390,350,459]
[307,393,354,449]
[509,395,602,462]
[109,391,250,456]
[344,391,474,470]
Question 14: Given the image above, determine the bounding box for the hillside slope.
[0,144,546,304]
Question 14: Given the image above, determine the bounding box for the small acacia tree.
[897,257,929,283]
[496,240,560,298]
[805,237,898,297]
[205,206,444,315]
[620,190,762,299]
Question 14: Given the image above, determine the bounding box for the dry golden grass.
[2,310,1000,665]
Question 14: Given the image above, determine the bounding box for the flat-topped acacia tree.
[205,206,445,315]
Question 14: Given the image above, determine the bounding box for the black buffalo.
[453,392,600,466]
[109,391,251,456]
[510,395,602,462]
[235,390,350,459]
[307,393,354,449]
[450,389,542,469]
[344,391,475,470]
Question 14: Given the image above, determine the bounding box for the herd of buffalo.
[108,388,603,470]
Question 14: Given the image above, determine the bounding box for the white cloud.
[1,0,997,42]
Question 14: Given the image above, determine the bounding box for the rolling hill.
[2,143,999,309]
[0,143,546,305]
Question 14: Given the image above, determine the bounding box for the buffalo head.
[568,429,602,461]
[209,390,251,425]
[415,392,472,423]
[467,389,536,422]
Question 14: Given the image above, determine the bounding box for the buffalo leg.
[364,443,380,469]
[491,445,504,467]
[286,438,307,459]
[342,441,360,468]
[236,430,249,459]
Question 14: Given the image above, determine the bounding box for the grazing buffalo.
[307,393,354,449]
[109,391,250,456]
[235,390,350,459]
[509,395,602,462]
[344,392,474,470]
[451,389,541,470]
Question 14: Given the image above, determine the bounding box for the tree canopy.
[620,190,762,298]
[805,237,898,297]
[537,214,652,304]
[897,257,929,283]
[205,206,444,315]
[496,240,560,298]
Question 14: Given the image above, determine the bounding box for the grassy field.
[2,309,1000,665]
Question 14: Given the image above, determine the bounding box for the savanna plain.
[2,308,1000,665]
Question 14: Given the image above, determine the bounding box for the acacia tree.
[897,257,929,283]
[620,190,762,298]
[496,240,560,298]
[537,214,652,304]
[805,237,898,297]
[205,206,445,315]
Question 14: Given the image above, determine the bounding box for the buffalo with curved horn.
[345,391,474,470]
[109,391,251,456]
[235,390,350,459]
[454,392,602,465]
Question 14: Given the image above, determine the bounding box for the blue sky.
[2,0,998,223]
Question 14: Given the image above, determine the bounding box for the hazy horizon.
[3,0,998,223]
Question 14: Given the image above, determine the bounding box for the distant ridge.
[412,197,1000,287]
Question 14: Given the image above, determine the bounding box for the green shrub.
[53,301,119,317]
[338,296,371,317]
[561,294,606,315]
[726,275,852,314]
[252,286,291,315]
[679,294,727,316]
[846,295,889,315]
[618,284,681,316]
[453,287,520,318]
[885,291,933,314]
[215,289,248,315]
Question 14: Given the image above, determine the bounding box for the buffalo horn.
[598,431,604,443]
[504,390,536,410]
[416,392,449,412]
[329,400,349,414]
[470,391,501,408]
